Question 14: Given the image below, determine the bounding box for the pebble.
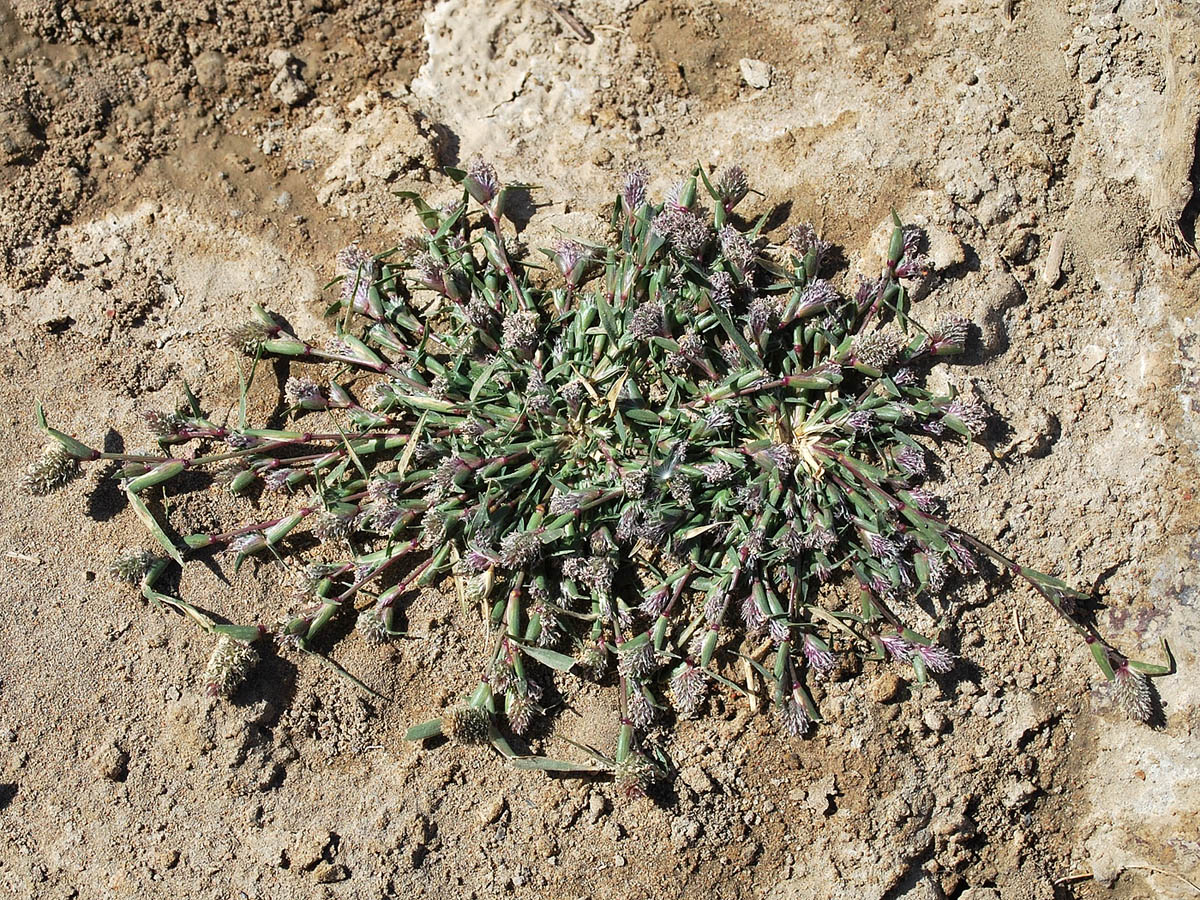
[1002,229,1039,264]
[926,226,965,271]
[477,795,507,826]
[971,694,1001,719]
[679,764,713,794]
[293,829,334,871]
[1078,343,1106,373]
[871,672,904,703]
[90,741,129,781]
[268,48,297,69]
[586,792,607,825]
[270,69,311,108]
[1041,231,1066,286]
[312,862,349,883]
[0,105,44,165]
[922,709,949,734]
[193,51,227,90]
[739,58,773,89]
[802,774,837,815]
[1003,779,1037,809]
[639,116,663,136]
[960,889,1001,900]
[670,818,702,849]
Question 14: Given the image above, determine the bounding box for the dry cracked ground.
[1,1,1199,899]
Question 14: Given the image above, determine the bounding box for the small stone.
[1078,343,1106,373]
[679,764,713,794]
[193,51,227,90]
[926,226,965,271]
[268,48,297,70]
[1003,779,1037,809]
[477,795,507,826]
[670,818,702,849]
[1077,52,1104,83]
[872,672,904,703]
[586,792,607,824]
[960,889,1001,900]
[922,709,949,734]
[639,116,663,136]
[972,694,1002,719]
[1041,231,1066,287]
[802,774,837,815]
[739,58,773,89]
[313,862,349,883]
[270,69,311,108]
[274,191,292,209]
[293,829,334,871]
[0,105,44,165]
[1002,229,1039,264]
[90,741,128,781]
[614,854,627,867]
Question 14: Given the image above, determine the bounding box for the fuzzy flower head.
[621,166,649,216]
[501,310,540,355]
[617,639,659,679]
[714,165,749,212]
[464,158,501,207]
[500,531,541,570]
[779,689,811,737]
[552,239,596,287]
[879,631,912,662]
[652,207,710,257]
[747,296,780,337]
[224,321,275,357]
[945,396,990,436]
[141,409,185,438]
[896,445,927,476]
[202,636,259,698]
[930,315,971,355]
[629,302,665,341]
[802,634,836,676]
[507,690,536,736]
[914,642,956,674]
[22,443,80,496]
[444,705,491,745]
[1111,662,1152,722]
[356,607,391,645]
[719,224,756,274]
[614,751,658,800]
[795,279,838,319]
[284,376,327,411]
[852,331,899,371]
[337,245,377,313]
[109,549,158,585]
[707,271,735,311]
[670,663,708,718]
[787,222,832,271]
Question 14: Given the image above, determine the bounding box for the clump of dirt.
[0,0,425,290]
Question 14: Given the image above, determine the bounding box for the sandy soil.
[1,1,1199,898]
